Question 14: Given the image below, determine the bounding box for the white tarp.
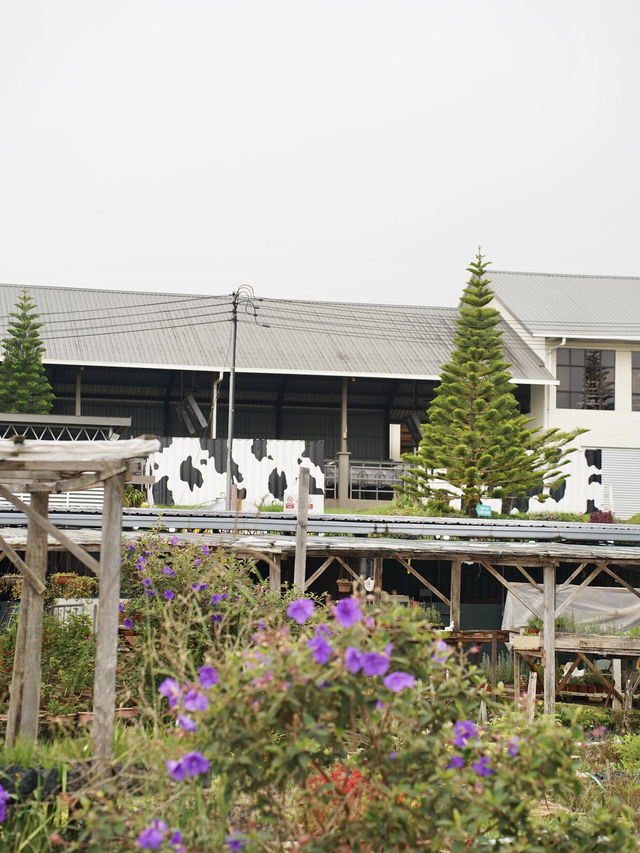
[502,583,640,633]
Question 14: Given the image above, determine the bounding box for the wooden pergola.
[0,437,159,761]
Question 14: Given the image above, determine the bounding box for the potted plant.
[50,573,98,599]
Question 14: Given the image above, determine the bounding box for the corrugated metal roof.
[489,270,640,339]
[0,282,553,384]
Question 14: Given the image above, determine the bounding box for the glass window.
[556,348,615,410]
[633,352,640,411]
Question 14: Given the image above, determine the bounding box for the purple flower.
[192,582,208,592]
[507,737,520,757]
[158,677,183,709]
[432,639,450,663]
[287,598,315,624]
[123,618,133,629]
[472,756,494,777]
[119,601,124,612]
[226,832,248,851]
[446,755,465,770]
[183,688,209,712]
[178,714,197,732]
[170,536,179,545]
[316,623,332,637]
[383,671,416,692]
[0,783,9,823]
[181,751,210,777]
[162,566,172,575]
[164,589,175,601]
[198,665,219,688]
[142,578,152,588]
[308,634,332,664]
[170,831,185,852]
[221,592,228,600]
[146,589,156,597]
[194,559,201,567]
[362,652,390,677]
[345,646,363,674]
[211,613,223,623]
[389,751,397,761]
[166,759,186,781]
[211,593,222,605]
[202,545,211,555]
[137,820,168,849]
[453,720,477,749]
[333,597,363,628]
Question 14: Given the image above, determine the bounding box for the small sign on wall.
[284,493,324,515]
[477,504,492,518]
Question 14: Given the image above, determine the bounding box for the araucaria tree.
[400,253,583,516]
[0,290,54,414]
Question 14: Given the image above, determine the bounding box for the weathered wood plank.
[0,532,46,594]
[304,556,335,590]
[92,476,123,764]
[394,555,451,607]
[6,492,49,746]
[479,560,544,621]
[293,467,309,589]
[543,562,556,715]
[450,559,461,631]
[555,563,604,617]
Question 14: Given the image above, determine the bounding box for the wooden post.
[293,467,309,589]
[612,659,623,711]
[491,631,498,689]
[6,491,49,746]
[543,562,556,716]
[270,555,281,594]
[513,650,520,707]
[373,557,383,594]
[92,475,123,763]
[450,559,461,631]
[526,671,537,724]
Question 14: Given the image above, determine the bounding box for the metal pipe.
[225,293,239,510]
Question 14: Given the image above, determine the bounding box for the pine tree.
[399,252,583,516]
[0,290,55,414]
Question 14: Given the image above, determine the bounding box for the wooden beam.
[92,476,123,764]
[543,562,556,715]
[601,564,640,602]
[0,485,101,577]
[394,556,450,607]
[479,560,543,621]
[577,652,623,705]
[293,467,309,589]
[555,563,604,617]
[304,557,335,590]
[558,562,589,590]
[0,533,46,594]
[269,555,281,594]
[335,556,360,582]
[6,492,49,747]
[513,563,542,592]
[450,559,461,631]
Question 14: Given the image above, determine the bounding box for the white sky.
[1,0,638,307]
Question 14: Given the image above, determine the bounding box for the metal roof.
[489,270,640,340]
[0,282,553,384]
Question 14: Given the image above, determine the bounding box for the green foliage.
[618,733,640,774]
[123,484,146,507]
[0,290,54,414]
[398,252,585,516]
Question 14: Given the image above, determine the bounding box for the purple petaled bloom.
[507,737,520,757]
[202,545,211,555]
[198,664,219,688]
[315,622,332,637]
[146,589,156,597]
[432,639,450,663]
[137,820,168,849]
[226,832,248,852]
[345,646,363,674]
[162,566,172,575]
[383,671,416,692]
[158,677,183,709]
[375,700,385,710]
[211,593,222,605]
[333,597,363,628]
[211,613,223,623]
[178,714,197,732]
[221,592,228,600]
[170,536,179,545]
[472,756,494,777]
[446,755,465,770]
[170,830,185,852]
[136,556,147,568]
[164,589,175,600]
[287,598,315,624]
[362,652,390,677]
[123,618,133,629]
[256,621,265,631]
[308,634,332,664]
[183,687,209,712]
[166,759,186,781]
[453,720,477,749]
[142,577,152,587]
[119,601,124,612]
[389,751,397,761]
[0,783,9,823]
[194,559,201,567]
[181,751,210,777]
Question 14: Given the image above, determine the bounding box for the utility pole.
[225,286,256,511]
[225,291,239,511]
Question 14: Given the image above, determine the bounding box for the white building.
[490,271,640,519]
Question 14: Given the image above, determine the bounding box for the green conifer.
[0,290,55,414]
[400,252,583,516]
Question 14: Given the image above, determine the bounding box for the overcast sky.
[1,1,638,307]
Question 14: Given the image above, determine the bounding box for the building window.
[556,348,615,410]
[633,352,640,411]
